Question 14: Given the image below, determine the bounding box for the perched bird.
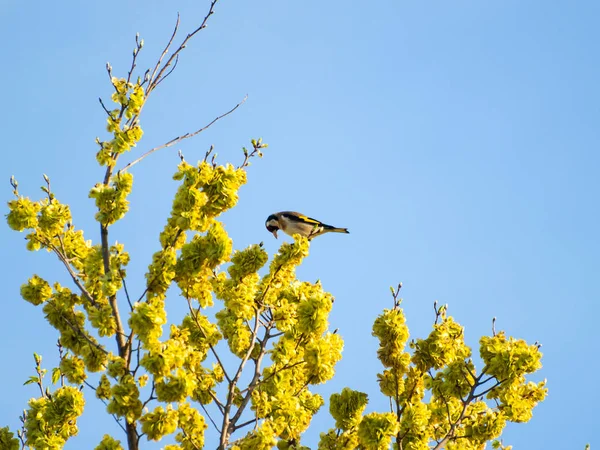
[265,211,349,240]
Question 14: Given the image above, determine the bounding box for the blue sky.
[1,1,598,448]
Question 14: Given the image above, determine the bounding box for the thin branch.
[180,429,202,450]
[433,376,454,428]
[99,226,129,360]
[186,297,232,384]
[220,308,263,447]
[49,238,99,308]
[432,367,497,450]
[119,95,247,173]
[147,1,219,95]
[391,282,402,308]
[479,375,496,386]
[98,97,112,116]
[208,390,225,414]
[84,380,128,434]
[131,225,184,305]
[132,336,143,377]
[142,382,156,410]
[121,274,134,310]
[152,55,179,90]
[460,366,474,388]
[233,417,258,432]
[200,402,221,433]
[44,301,108,355]
[473,379,504,399]
[148,13,181,91]
[242,360,305,393]
[126,32,143,85]
[293,375,315,397]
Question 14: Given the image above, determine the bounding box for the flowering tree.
[318,289,547,450]
[2,3,546,450]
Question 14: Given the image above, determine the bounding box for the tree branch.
[219,307,263,448]
[232,417,258,432]
[473,379,504,399]
[229,322,274,428]
[49,239,99,309]
[186,297,232,384]
[146,1,219,95]
[147,13,181,94]
[200,402,221,433]
[432,368,496,450]
[119,95,247,174]
[84,380,128,434]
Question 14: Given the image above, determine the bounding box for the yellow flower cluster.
[106,374,143,424]
[96,78,144,167]
[59,354,87,384]
[136,401,208,448]
[94,434,124,450]
[0,427,19,450]
[23,386,85,449]
[480,332,542,381]
[319,307,546,449]
[140,405,178,441]
[358,412,400,450]
[89,173,134,226]
[329,388,368,430]
[20,274,53,306]
[412,316,471,371]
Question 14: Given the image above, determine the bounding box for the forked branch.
[119,95,247,174]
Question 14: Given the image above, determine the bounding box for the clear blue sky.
[1,1,598,448]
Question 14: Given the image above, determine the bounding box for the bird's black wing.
[281,212,326,226]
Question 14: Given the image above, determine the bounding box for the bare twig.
[84,380,128,433]
[208,390,225,414]
[200,402,221,433]
[142,382,156,410]
[147,1,219,95]
[473,379,504,399]
[391,282,402,308]
[9,175,19,197]
[148,13,181,92]
[98,97,112,116]
[119,95,247,174]
[434,302,447,325]
[237,137,267,169]
[121,273,134,311]
[126,32,144,85]
[152,55,179,90]
[233,417,259,432]
[220,308,263,448]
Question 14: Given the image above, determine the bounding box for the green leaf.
[23,376,38,386]
[52,368,61,384]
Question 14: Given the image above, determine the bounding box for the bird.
[265,211,349,240]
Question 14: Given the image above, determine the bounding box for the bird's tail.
[325,226,349,234]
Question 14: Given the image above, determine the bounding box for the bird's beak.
[272,230,278,239]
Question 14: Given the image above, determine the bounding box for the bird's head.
[265,214,280,238]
